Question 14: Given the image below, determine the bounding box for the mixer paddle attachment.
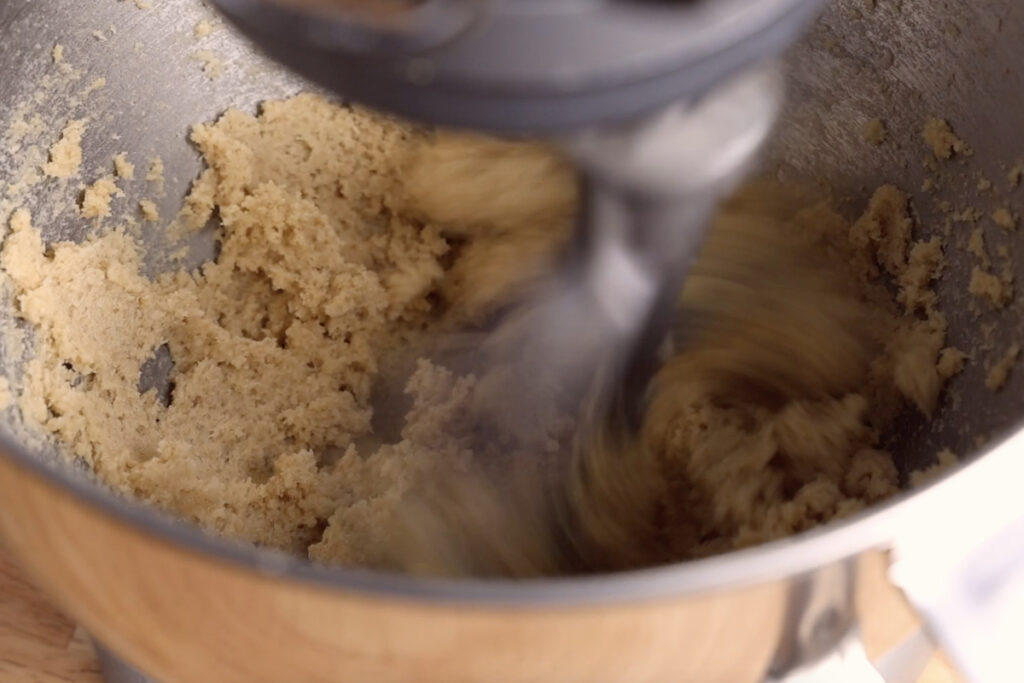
[485,64,787,441]
[386,65,788,577]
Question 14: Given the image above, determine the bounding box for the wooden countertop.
[0,546,961,682]
[0,549,102,682]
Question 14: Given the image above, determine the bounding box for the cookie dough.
[80,176,120,219]
[139,199,159,222]
[969,266,1013,308]
[113,153,135,180]
[385,175,957,575]
[2,94,958,574]
[986,344,1020,391]
[993,208,1017,230]
[923,117,969,159]
[43,119,85,179]
[862,119,887,145]
[5,95,458,559]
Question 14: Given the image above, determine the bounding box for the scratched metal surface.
[770,0,1024,475]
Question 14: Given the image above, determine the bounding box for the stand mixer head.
[213,0,823,132]
[214,0,825,435]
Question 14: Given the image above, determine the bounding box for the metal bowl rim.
[0,421,977,606]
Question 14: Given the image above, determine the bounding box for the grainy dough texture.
[43,119,85,179]
[986,344,1020,391]
[139,199,159,222]
[113,153,134,180]
[6,95,461,559]
[1,94,960,572]
[923,117,969,159]
[993,208,1017,230]
[80,176,121,219]
[862,119,887,145]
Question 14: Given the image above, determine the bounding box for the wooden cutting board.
[0,545,960,682]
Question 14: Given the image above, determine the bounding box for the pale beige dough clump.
[909,449,958,488]
[80,176,121,219]
[1,95,961,572]
[5,95,458,559]
[146,157,164,190]
[81,78,106,97]
[968,227,989,268]
[986,344,1020,391]
[192,50,223,80]
[113,153,135,180]
[969,266,1013,308]
[937,347,969,380]
[993,208,1017,230]
[923,117,969,159]
[43,119,86,179]
[1009,163,1024,188]
[139,199,159,222]
[862,119,887,145]
[194,19,214,38]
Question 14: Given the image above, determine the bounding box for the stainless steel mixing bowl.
[0,0,1023,681]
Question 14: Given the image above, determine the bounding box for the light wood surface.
[0,548,101,682]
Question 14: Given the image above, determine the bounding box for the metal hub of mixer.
[215,0,824,132]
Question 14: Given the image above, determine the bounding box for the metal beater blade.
[477,65,786,441]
